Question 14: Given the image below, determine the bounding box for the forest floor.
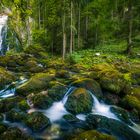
[0,42,140,139]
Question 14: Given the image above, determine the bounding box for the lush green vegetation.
[0,0,140,140]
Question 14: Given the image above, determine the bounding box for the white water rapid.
[0,76,28,98]
[0,14,8,54]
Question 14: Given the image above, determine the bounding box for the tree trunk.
[77,4,81,49]
[85,16,88,40]
[126,0,133,54]
[70,1,73,54]
[38,3,41,29]
[62,0,66,60]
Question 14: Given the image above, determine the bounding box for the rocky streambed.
[0,54,140,140]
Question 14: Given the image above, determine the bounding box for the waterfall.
[0,14,8,55]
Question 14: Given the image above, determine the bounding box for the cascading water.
[0,76,28,98]
[0,14,8,55]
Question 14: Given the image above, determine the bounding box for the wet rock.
[48,85,67,101]
[86,114,140,140]
[91,63,131,95]
[0,123,7,134]
[71,130,116,140]
[55,70,70,78]
[6,109,26,122]
[71,78,102,97]
[63,114,80,123]
[120,95,140,118]
[0,67,15,89]
[0,127,33,140]
[24,112,50,132]
[0,97,22,113]
[18,100,30,111]
[16,73,54,96]
[65,88,93,114]
[28,92,53,109]
[110,107,132,125]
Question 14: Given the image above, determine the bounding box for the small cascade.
[44,87,75,122]
[0,14,8,55]
[90,93,118,120]
[0,77,28,98]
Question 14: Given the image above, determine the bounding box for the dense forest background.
[0,0,140,58]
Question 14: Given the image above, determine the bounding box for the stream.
[0,77,140,139]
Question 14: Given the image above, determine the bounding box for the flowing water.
[1,83,140,139]
[0,76,27,98]
[0,14,8,55]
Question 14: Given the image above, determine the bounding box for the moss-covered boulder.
[17,99,30,111]
[63,114,80,123]
[65,88,93,114]
[6,109,26,122]
[28,92,53,109]
[86,114,140,140]
[0,123,7,134]
[24,112,50,132]
[24,59,44,73]
[16,73,54,96]
[0,54,43,73]
[0,96,22,113]
[48,85,67,101]
[0,127,33,140]
[110,107,132,125]
[120,95,140,118]
[71,78,102,97]
[55,70,70,78]
[0,67,15,89]
[92,63,131,95]
[72,130,116,140]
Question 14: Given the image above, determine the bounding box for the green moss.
[0,67,15,89]
[16,72,54,96]
[72,130,116,140]
[71,78,102,97]
[28,92,53,109]
[24,112,50,132]
[6,109,26,122]
[0,127,33,140]
[48,85,67,101]
[0,96,22,112]
[65,88,93,114]
[122,95,140,112]
[18,100,30,111]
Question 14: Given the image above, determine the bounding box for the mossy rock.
[120,95,140,117]
[131,87,140,99]
[0,96,22,113]
[6,109,26,122]
[110,107,132,125]
[48,85,67,101]
[86,114,140,140]
[65,88,93,114]
[0,123,7,134]
[24,112,50,132]
[92,63,131,95]
[16,72,54,96]
[63,114,80,123]
[71,78,102,97]
[25,60,44,73]
[0,114,3,122]
[28,92,53,109]
[18,100,30,111]
[72,130,116,140]
[0,67,16,89]
[102,91,120,105]
[55,70,70,78]
[0,127,33,140]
